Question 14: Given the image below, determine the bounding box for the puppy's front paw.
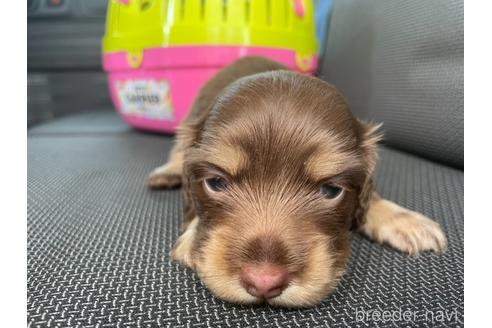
[147,172,182,189]
[361,199,447,255]
[374,211,447,255]
[146,164,182,189]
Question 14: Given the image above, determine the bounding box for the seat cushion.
[28,111,463,327]
[320,0,464,168]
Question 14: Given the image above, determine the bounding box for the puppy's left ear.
[352,120,383,229]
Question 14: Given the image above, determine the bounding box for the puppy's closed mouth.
[150,56,447,308]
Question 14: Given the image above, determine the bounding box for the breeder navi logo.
[355,307,460,324]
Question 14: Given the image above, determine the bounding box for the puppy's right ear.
[357,120,382,175]
[352,120,383,229]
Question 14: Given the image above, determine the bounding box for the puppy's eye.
[204,177,227,192]
[319,184,343,199]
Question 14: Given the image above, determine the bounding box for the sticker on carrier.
[116,79,174,120]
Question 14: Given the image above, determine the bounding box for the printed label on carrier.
[116,80,174,120]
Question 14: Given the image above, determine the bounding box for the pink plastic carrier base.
[103,45,318,134]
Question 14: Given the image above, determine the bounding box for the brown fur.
[148,57,446,307]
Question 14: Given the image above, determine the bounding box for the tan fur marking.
[170,217,199,269]
[305,148,360,180]
[201,144,248,176]
[304,122,381,181]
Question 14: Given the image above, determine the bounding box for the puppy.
[147,57,447,307]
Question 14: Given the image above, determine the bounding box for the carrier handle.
[293,0,305,18]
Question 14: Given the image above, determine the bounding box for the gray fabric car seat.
[320,0,464,168]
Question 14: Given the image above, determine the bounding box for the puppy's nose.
[241,264,289,299]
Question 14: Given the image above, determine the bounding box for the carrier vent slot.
[244,0,250,23]
[222,0,228,22]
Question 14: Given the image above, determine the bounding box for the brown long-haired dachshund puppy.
[147,57,447,308]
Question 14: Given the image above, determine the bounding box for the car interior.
[27,0,463,326]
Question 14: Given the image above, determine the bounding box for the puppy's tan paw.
[373,211,447,255]
[147,172,182,189]
[146,164,182,189]
[361,199,447,255]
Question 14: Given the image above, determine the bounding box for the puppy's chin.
[171,220,348,308]
[195,274,343,308]
[193,259,346,308]
[267,280,342,308]
[194,274,262,305]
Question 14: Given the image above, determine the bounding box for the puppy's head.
[172,71,381,307]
